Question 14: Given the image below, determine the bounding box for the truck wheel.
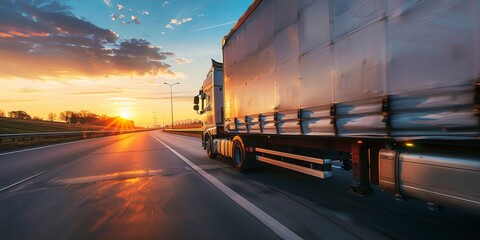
[232,140,247,172]
[206,135,217,159]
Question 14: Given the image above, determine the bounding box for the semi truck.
[193,0,480,213]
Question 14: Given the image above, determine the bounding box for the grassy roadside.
[0,117,116,134]
[0,135,88,153]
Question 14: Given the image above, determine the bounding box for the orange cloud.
[0,1,175,80]
[0,32,13,38]
[0,29,49,38]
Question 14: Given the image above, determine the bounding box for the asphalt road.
[0,131,478,239]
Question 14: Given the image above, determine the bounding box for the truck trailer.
[193,0,480,213]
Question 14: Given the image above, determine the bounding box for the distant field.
[0,117,136,134]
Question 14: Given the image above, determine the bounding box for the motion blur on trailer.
[194,0,480,214]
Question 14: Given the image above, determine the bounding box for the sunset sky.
[0,0,252,127]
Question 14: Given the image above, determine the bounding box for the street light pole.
[164,82,179,129]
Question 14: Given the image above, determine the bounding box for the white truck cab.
[194,59,225,157]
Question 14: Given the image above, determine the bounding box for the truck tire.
[233,139,257,172]
[206,134,217,159]
[232,140,245,171]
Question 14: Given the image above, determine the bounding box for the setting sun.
[119,108,132,119]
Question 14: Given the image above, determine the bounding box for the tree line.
[0,109,134,128]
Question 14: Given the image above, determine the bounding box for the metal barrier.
[163,128,202,137]
[0,129,150,145]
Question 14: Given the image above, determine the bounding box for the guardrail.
[163,128,202,137]
[0,129,151,145]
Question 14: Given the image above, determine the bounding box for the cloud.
[135,97,164,100]
[193,21,237,32]
[70,90,123,95]
[113,101,136,105]
[175,57,192,65]
[171,18,192,25]
[146,79,158,85]
[0,1,175,80]
[166,17,192,29]
[135,96,194,102]
[0,98,33,103]
[117,4,124,10]
[106,97,130,101]
[141,91,194,96]
[16,87,41,93]
[131,15,140,24]
[162,71,188,80]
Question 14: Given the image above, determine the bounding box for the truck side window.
[204,88,212,111]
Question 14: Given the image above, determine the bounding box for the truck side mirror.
[193,105,199,111]
[194,96,199,105]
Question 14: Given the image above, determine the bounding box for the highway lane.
[0,133,137,189]
[0,130,478,239]
[151,132,480,240]
[0,131,278,239]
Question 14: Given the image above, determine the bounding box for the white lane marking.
[332,165,342,169]
[0,170,48,192]
[151,133,302,240]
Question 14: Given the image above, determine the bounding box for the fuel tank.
[379,149,480,213]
